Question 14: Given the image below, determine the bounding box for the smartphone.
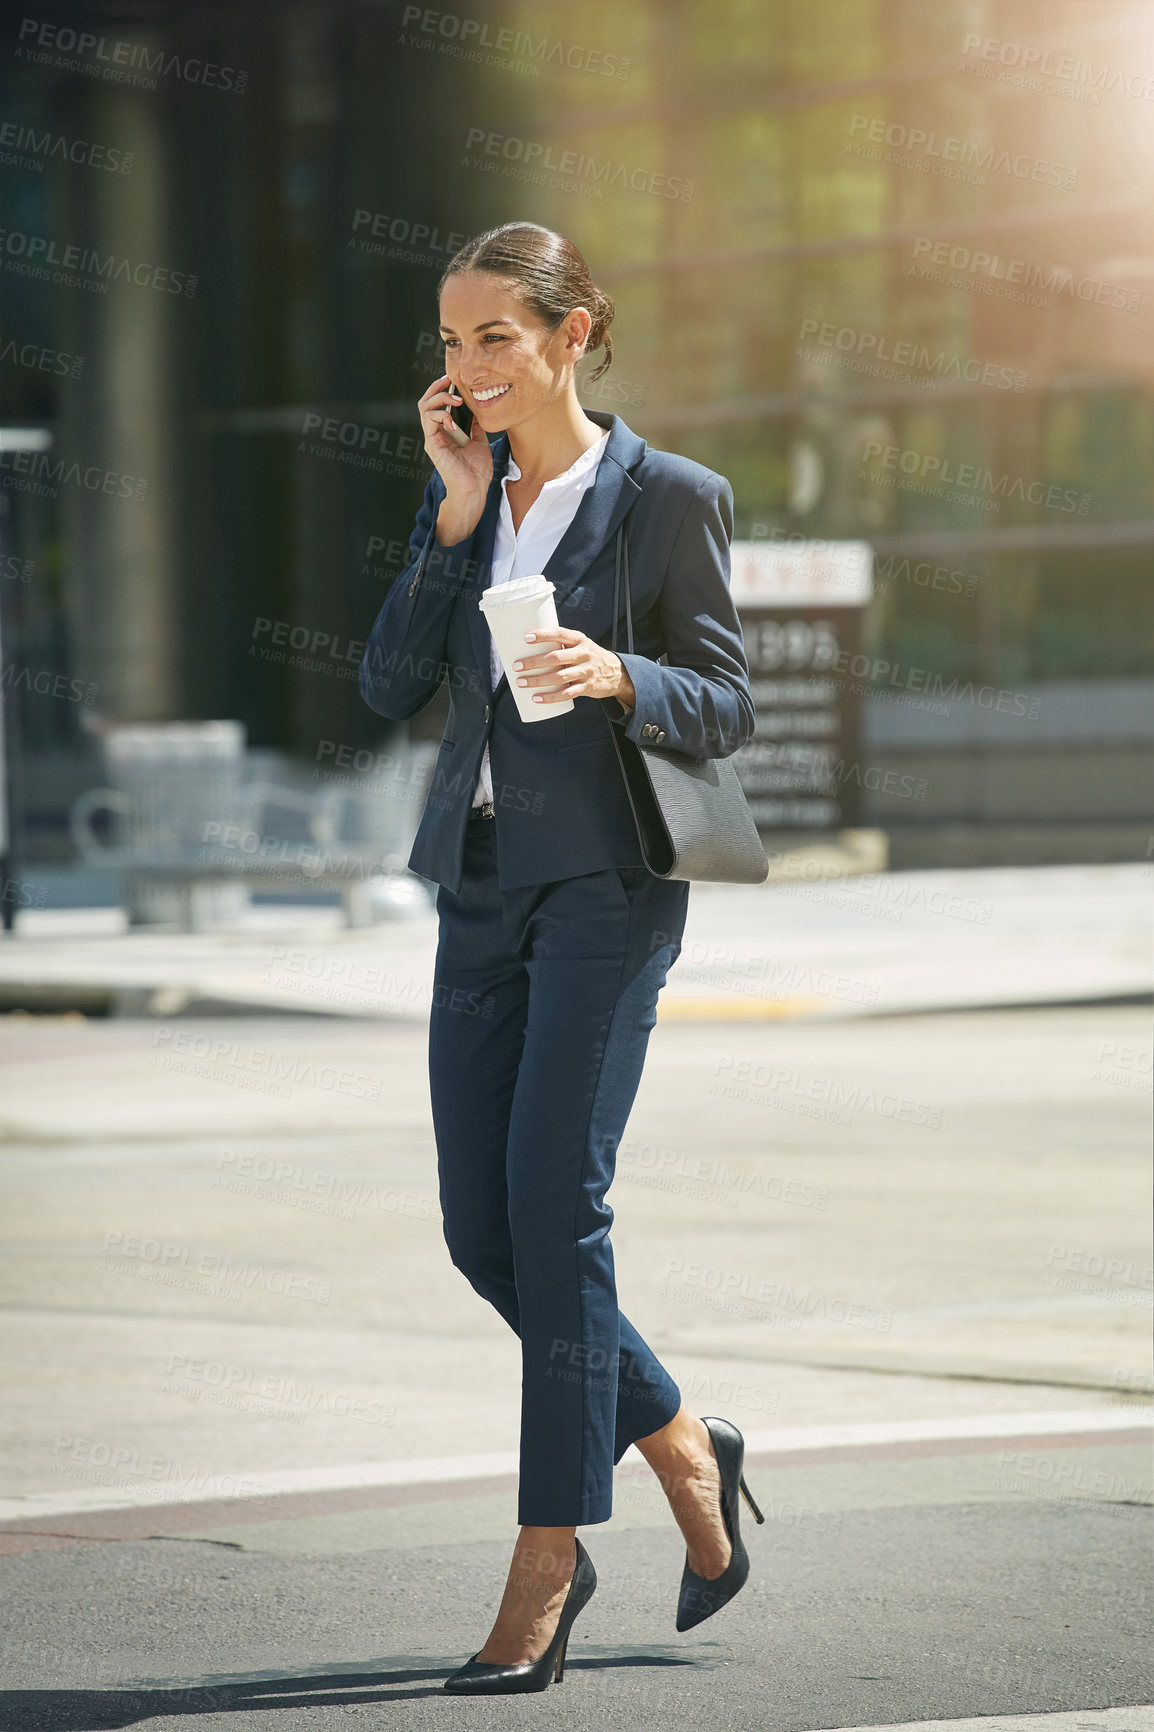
[445,391,472,447]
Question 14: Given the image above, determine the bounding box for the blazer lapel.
[543,411,645,614]
[463,460,507,698]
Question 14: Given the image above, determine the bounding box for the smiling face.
[437,270,591,433]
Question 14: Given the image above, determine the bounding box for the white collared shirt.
[472,426,611,808]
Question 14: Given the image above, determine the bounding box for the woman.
[359,221,764,1695]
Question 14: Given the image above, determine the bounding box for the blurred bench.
[68,723,435,931]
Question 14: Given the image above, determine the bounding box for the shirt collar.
[503,426,610,489]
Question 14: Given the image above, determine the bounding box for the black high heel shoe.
[675,1414,765,1632]
[443,1536,597,1694]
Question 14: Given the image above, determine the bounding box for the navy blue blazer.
[358,409,755,894]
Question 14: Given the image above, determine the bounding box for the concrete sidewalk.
[1,862,1149,1021]
[0,1003,1148,1497]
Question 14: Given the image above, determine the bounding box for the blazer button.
[643,723,655,737]
[483,704,490,722]
[656,730,666,742]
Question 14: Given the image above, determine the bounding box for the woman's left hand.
[511,627,635,710]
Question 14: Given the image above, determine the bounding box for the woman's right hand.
[419,374,492,544]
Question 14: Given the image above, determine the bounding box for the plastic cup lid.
[478,575,555,608]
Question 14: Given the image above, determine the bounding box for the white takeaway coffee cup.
[477,575,574,722]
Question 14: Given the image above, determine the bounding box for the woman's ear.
[561,305,593,361]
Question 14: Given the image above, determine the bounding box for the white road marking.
[796,1711,1154,1732]
[1,1406,1147,1524]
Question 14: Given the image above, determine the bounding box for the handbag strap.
[612,520,634,656]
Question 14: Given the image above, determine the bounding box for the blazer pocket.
[557,734,615,754]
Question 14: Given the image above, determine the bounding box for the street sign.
[730,538,873,831]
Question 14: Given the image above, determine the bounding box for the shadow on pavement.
[0,1651,697,1728]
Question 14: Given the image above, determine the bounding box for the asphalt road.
[0,1496,1150,1729]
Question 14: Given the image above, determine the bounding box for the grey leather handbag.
[605,518,770,883]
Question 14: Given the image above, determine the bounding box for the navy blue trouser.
[427,810,690,1526]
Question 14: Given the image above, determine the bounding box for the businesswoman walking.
[359,222,764,1695]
